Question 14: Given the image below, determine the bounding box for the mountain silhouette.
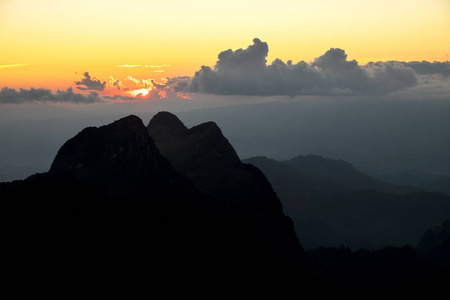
[148,111,286,217]
[49,115,195,199]
[1,114,309,290]
[147,111,304,270]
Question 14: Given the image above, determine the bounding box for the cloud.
[109,76,128,91]
[145,65,171,68]
[116,65,142,68]
[397,61,450,77]
[0,87,102,104]
[126,76,142,86]
[75,72,106,91]
[176,38,419,96]
[390,73,450,99]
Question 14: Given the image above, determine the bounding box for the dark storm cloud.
[176,39,419,96]
[75,72,106,91]
[0,87,102,104]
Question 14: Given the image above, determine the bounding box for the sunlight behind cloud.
[129,88,151,97]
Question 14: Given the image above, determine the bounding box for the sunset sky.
[1,0,449,100]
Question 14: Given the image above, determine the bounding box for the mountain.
[377,170,450,196]
[49,115,195,199]
[147,112,304,269]
[1,115,309,291]
[287,154,418,195]
[147,111,287,217]
[1,113,448,296]
[243,155,450,250]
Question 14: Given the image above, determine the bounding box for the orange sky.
[1,0,449,96]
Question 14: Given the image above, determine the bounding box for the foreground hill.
[243,155,450,250]
[1,115,307,290]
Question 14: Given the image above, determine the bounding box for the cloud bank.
[0,87,101,104]
[400,61,450,77]
[174,38,424,96]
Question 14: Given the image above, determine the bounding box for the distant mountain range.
[243,155,450,250]
[377,170,450,196]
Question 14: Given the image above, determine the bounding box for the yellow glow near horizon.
[1,0,449,91]
[0,64,28,69]
[129,88,151,97]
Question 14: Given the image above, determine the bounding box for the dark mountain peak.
[189,121,220,134]
[186,121,242,167]
[147,112,286,216]
[147,113,241,172]
[49,114,186,196]
[111,114,144,127]
[146,111,304,265]
[147,111,188,141]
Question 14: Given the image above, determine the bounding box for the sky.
[1,0,450,181]
[1,0,449,100]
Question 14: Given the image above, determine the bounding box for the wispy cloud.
[115,64,171,68]
[0,64,28,69]
[0,87,101,104]
[145,65,171,68]
[116,65,142,68]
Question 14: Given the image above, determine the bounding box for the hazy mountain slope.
[375,170,450,196]
[287,154,418,194]
[243,155,450,250]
